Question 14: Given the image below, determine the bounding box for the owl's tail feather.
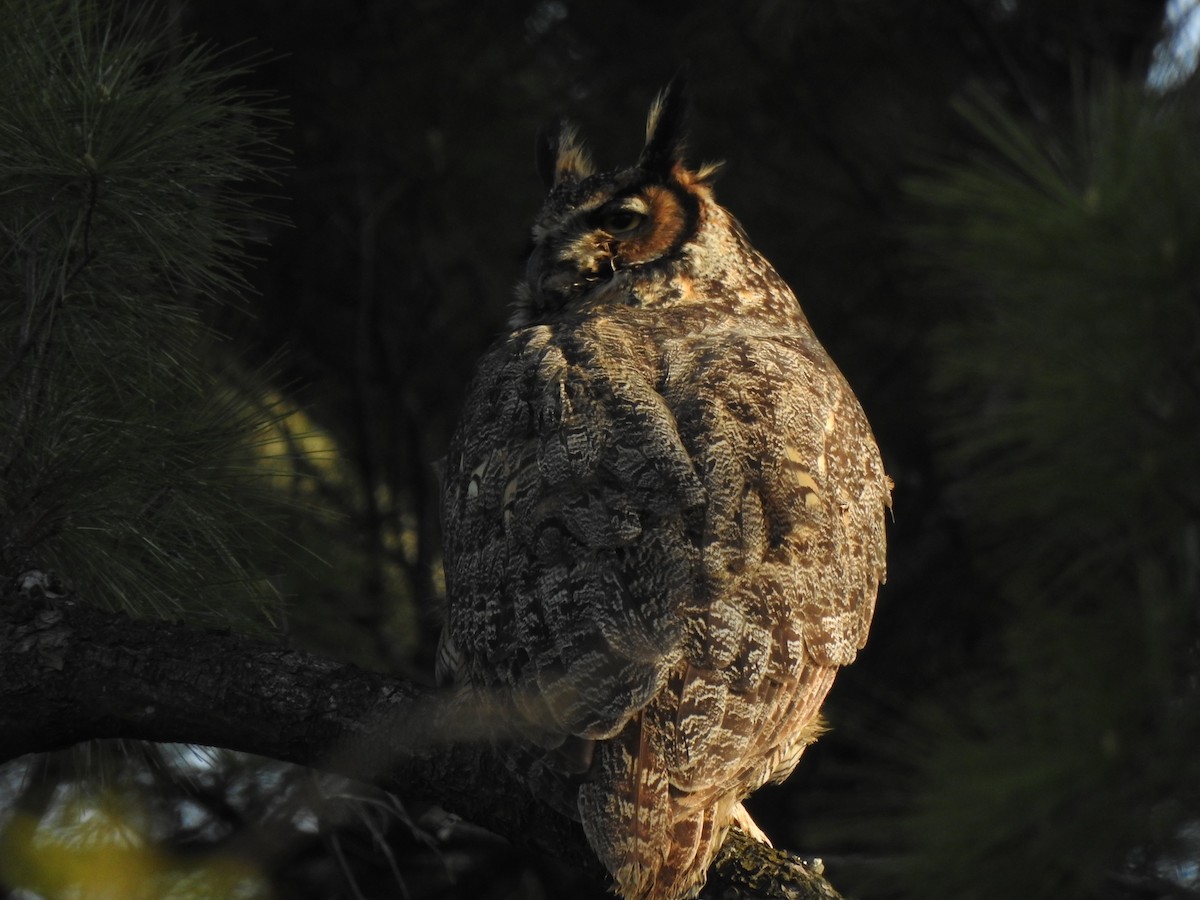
[578,713,731,900]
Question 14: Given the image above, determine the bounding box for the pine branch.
[705,831,843,900]
[0,574,843,900]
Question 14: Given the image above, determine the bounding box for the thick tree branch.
[0,573,841,899]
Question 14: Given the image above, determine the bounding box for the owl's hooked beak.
[524,239,611,312]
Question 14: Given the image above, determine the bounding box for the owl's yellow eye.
[599,208,647,236]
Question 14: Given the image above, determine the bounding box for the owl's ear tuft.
[537,118,594,189]
[638,77,690,176]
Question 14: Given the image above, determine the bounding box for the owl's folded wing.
[439,324,706,742]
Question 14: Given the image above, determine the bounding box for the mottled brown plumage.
[438,83,890,900]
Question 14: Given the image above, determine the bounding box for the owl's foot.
[730,801,772,847]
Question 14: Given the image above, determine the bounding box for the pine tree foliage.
[897,80,1200,899]
[0,0,287,626]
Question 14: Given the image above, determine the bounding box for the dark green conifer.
[1,0,286,628]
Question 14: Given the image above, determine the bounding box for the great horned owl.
[438,82,890,900]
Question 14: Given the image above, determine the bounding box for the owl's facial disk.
[519,176,697,317]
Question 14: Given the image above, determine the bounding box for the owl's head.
[513,81,722,325]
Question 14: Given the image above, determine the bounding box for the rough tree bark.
[0,571,841,900]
